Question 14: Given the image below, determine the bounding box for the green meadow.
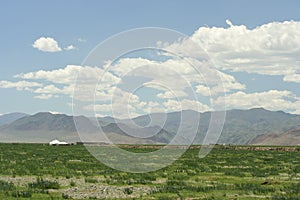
[0,143,299,199]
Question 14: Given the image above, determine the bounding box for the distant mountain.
[1,112,77,132]
[0,112,176,144]
[0,108,299,145]
[210,108,300,144]
[0,112,98,143]
[249,128,300,146]
[125,108,300,145]
[0,112,29,126]
[97,116,119,126]
[101,123,175,144]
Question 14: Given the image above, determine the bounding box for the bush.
[29,177,60,190]
[62,193,69,199]
[11,190,32,198]
[123,187,133,195]
[70,180,76,187]
[158,196,174,200]
[85,178,98,183]
[0,180,15,191]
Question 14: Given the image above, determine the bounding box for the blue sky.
[1,0,300,116]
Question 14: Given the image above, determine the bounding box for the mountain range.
[0,108,299,145]
[0,112,29,126]
[249,128,300,146]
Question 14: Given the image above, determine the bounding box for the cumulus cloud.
[14,65,118,85]
[32,37,77,52]
[1,65,123,115]
[85,104,112,113]
[163,99,211,112]
[195,85,211,96]
[34,84,63,94]
[2,21,300,116]
[32,37,62,52]
[165,20,300,83]
[215,90,300,114]
[109,56,244,96]
[34,94,54,99]
[283,73,300,83]
[157,90,187,99]
[15,66,77,84]
[64,45,76,51]
[0,80,42,91]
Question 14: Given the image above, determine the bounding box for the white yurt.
[49,139,68,146]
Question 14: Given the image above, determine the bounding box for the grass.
[0,143,299,199]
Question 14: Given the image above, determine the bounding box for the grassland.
[0,143,299,199]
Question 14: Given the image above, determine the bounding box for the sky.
[1,0,300,117]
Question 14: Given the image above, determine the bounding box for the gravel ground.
[62,185,153,199]
[0,176,155,199]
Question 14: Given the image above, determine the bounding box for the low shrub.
[28,177,60,190]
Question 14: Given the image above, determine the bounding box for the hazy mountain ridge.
[0,112,77,132]
[125,108,300,145]
[0,108,299,145]
[101,122,175,144]
[212,108,300,144]
[0,112,175,144]
[0,112,29,126]
[250,128,300,146]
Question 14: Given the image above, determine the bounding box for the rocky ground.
[0,175,155,199]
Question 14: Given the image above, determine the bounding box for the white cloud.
[15,65,118,85]
[110,57,243,96]
[34,94,53,99]
[86,100,152,119]
[195,84,211,96]
[163,99,211,112]
[215,90,300,113]
[0,81,42,91]
[195,72,246,97]
[225,19,234,27]
[32,37,77,52]
[64,45,76,51]
[85,104,112,113]
[3,21,300,116]
[6,65,120,103]
[34,84,63,94]
[283,73,300,83]
[164,20,300,83]
[48,111,63,114]
[78,38,86,43]
[137,101,165,114]
[32,37,62,52]
[157,90,187,99]
[0,50,241,116]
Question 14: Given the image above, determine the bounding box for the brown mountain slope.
[249,128,300,146]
